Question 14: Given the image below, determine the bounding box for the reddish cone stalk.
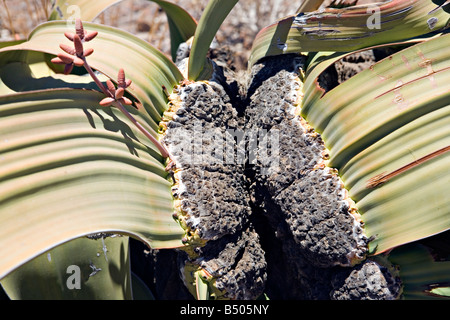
[51,18,170,159]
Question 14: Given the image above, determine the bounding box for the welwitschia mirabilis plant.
[0,0,449,300]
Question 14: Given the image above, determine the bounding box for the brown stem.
[80,57,111,97]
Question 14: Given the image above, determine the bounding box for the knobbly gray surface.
[330,260,402,300]
[163,81,252,241]
[161,53,402,300]
[245,54,368,268]
[163,79,266,299]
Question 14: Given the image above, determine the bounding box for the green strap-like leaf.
[301,34,450,254]
[0,40,26,49]
[1,236,131,299]
[0,14,186,286]
[0,60,108,95]
[388,243,450,299]
[249,0,450,66]
[148,0,198,61]
[195,271,210,300]
[0,88,183,280]
[296,0,326,13]
[48,0,123,21]
[188,0,239,80]
[304,33,441,78]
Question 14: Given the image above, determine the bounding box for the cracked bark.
[132,49,403,300]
